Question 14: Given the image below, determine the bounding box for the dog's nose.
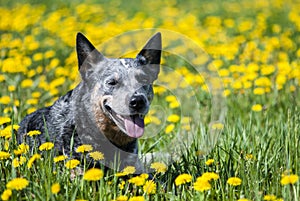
[129,94,147,111]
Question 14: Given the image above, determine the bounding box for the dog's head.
[76,32,161,140]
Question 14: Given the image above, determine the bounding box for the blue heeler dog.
[17,32,161,172]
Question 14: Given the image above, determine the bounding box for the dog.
[17,32,161,172]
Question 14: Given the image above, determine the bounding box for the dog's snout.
[129,94,147,111]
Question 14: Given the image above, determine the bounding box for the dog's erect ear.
[136,32,162,65]
[76,32,104,69]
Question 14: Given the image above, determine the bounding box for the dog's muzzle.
[101,96,146,138]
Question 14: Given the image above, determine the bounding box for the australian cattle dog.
[17,32,162,172]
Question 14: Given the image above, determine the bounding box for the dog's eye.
[106,78,118,86]
[137,55,148,65]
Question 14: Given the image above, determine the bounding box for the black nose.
[129,94,147,111]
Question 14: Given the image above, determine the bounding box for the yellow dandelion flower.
[193,176,211,192]
[26,98,39,105]
[175,173,192,186]
[27,154,41,169]
[0,151,10,160]
[128,175,146,186]
[118,181,126,190]
[181,123,191,131]
[115,166,136,177]
[123,166,136,174]
[201,172,219,181]
[165,95,177,102]
[39,142,54,151]
[263,194,277,200]
[140,173,149,179]
[223,89,231,97]
[33,52,43,61]
[6,178,29,190]
[145,115,161,125]
[144,115,152,125]
[227,177,242,186]
[169,100,180,108]
[218,68,230,77]
[205,159,214,166]
[50,88,59,96]
[31,92,41,98]
[89,151,104,161]
[76,144,93,153]
[143,180,156,194]
[182,116,191,124]
[27,130,41,137]
[276,74,286,86]
[0,117,11,125]
[150,162,167,173]
[75,199,88,201]
[8,85,14,93]
[245,154,254,160]
[14,143,29,155]
[232,81,243,89]
[280,174,299,185]
[261,65,275,75]
[165,124,175,134]
[27,107,37,114]
[65,159,80,169]
[50,77,65,89]
[211,123,224,130]
[20,79,33,88]
[167,114,180,123]
[27,69,36,78]
[4,140,9,151]
[53,155,68,163]
[51,183,60,194]
[0,75,5,82]
[114,195,128,201]
[290,85,296,92]
[253,87,265,95]
[0,129,11,139]
[237,199,250,201]
[83,168,104,181]
[0,96,11,105]
[128,196,145,201]
[9,125,20,131]
[0,125,18,139]
[153,86,166,95]
[4,107,12,114]
[11,125,20,131]
[1,189,12,201]
[243,81,252,89]
[252,104,263,112]
[45,50,55,58]
[12,156,27,168]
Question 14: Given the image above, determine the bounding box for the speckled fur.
[17,32,161,171]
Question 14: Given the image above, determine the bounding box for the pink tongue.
[124,115,144,138]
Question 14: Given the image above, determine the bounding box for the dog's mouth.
[103,103,145,138]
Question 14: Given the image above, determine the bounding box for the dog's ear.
[135,33,161,83]
[76,32,104,70]
[136,32,162,65]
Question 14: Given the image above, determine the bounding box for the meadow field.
[0,0,299,200]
